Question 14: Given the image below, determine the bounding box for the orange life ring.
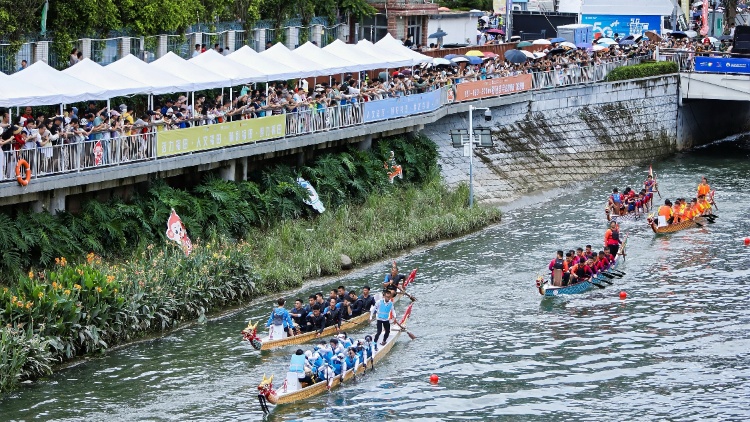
[15,159,31,186]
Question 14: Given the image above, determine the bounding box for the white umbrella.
[597,38,617,45]
[520,50,536,58]
[685,30,698,38]
[450,56,469,63]
[533,52,547,59]
[704,36,719,44]
[532,39,551,45]
[560,41,577,49]
[433,57,452,65]
[593,44,609,52]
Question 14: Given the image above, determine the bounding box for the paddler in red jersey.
[548,250,568,286]
[604,221,622,256]
[569,258,595,283]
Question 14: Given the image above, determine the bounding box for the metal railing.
[0,58,644,185]
[1,132,156,183]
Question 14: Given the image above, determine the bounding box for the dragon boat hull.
[649,217,706,234]
[537,237,627,297]
[257,306,413,410]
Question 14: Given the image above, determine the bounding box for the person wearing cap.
[160,99,173,116]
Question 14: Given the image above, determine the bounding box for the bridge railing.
[658,50,750,74]
[1,58,647,186]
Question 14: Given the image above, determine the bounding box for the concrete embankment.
[424,75,750,203]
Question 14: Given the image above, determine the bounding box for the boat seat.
[552,269,563,287]
[284,372,303,392]
[269,324,288,340]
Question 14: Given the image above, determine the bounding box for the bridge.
[673,54,750,101]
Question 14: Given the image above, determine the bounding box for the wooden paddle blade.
[600,279,614,285]
[591,282,606,289]
[406,331,417,340]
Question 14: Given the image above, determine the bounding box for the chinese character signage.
[454,73,532,102]
[156,115,287,157]
[362,90,442,123]
[581,15,662,38]
[694,56,750,74]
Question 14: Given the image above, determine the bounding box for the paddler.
[266,298,295,338]
[548,250,568,286]
[370,289,395,347]
[304,304,326,336]
[671,199,683,223]
[697,177,711,197]
[658,199,673,225]
[585,245,596,260]
[359,285,376,314]
[608,188,624,215]
[289,349,313,387]
[383,262,405,296]
[698,194,712,215]
[569,258,595,283]
[290,298,307,330]
[604,221,623,256]
[644,174,656,194]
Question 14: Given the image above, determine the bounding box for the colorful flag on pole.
[165,209,192,256]
[648,165,653,178]
[701,0,709,36]
[399,303,414,325]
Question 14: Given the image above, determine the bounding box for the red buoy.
[619,291,627,300]
[744,237,750,246]
[429,374,439,384]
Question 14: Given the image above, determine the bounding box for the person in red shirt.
[548,250,569,286]
[604,221,622,256]
[570,258,595,283]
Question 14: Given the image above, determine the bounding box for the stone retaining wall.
[424,75,682,203]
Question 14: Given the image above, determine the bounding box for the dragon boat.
[257,303,414,411]
[536,236,627,297]
[605,208,642,223]
[242,269,417,351]
[647,216,707,234]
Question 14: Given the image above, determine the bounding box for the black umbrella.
[504,49,527,64]
[719,35,733,41]
[548,48,566,56]
[624,35,635,40]
[429,29,448,39]
[619,39,635,46]
[670,31,688,39]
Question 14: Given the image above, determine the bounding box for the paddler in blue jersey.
[266,298,295,338]
[370,289,395,347]
[383,262,405,296]
[289,349,313,387]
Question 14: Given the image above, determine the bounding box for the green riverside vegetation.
[0,134,501,393]
[605,61,679,82]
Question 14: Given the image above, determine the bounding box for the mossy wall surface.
[426,76,682,203]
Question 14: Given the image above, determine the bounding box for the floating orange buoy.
[619,291,627,300]
[744,237,750,246]
[430,374,439,384]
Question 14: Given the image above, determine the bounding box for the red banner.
[700,0,709,36]
[453,73,533,102]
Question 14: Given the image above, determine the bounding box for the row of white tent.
[0,34,432,107]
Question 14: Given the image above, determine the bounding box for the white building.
[427,11,479,47]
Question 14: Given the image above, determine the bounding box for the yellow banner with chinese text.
[156,115,286,157]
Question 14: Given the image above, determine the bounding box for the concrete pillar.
[255,28,266,51]
[285,27,297,49]
[156,35,168,58]
[219,160,237,182]
[312,25,323,46]
[357,134,373,151]
[296,151,305,167]
[33,189,66,213]
[241,157,248,181]
[192,32,202,49]
[118,37,130,61]
[80,38,92,59]
[224,31,236,54]
[33,41,49,64]
[339,24,350,42]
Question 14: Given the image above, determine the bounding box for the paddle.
[397,287,417,302]
[393,321,417,340]
[601,271,623,278]
[590,280,606,289]
[598,278,614,285]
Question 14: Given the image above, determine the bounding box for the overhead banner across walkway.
[452,74,533,102]
[694,57,750,74]
[157,115,286,157]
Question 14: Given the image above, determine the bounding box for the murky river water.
[2,136,750,421]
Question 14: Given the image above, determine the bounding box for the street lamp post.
[450,105,492,208]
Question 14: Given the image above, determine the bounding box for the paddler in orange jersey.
[689,198,701,219]
[698,194,712,215]
[682,199,695,221]
[658,199,673,225]
[671,199,683,223]
[697,177,711,198]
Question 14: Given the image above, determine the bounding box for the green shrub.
[605,61,679,82]
[0,326,54,392]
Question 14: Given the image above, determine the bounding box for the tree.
[0,0,46,41]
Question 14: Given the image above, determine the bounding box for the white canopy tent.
[356,39,417,68]
[323,40,393,70]
[8,61,109,103]
[151,52,231,91]
[107,54,192,95]
[189,49,268,85]
[0,72,69,107]
[259,43,331,77]
[374,34,433,65]
[293,42,362,74]
[228,46,299,81]
[62,58,148,98]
